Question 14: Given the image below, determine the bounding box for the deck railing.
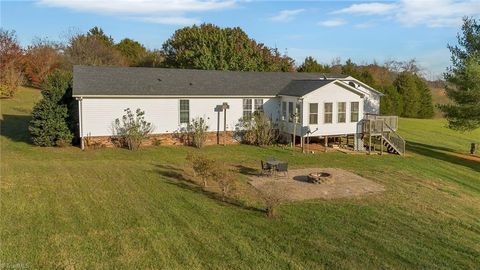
[364,114,398,131]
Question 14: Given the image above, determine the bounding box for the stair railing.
[382,121,405,155]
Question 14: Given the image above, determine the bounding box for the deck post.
[368,120,372,155]
[380,120,384,155]
[324,136,328,152]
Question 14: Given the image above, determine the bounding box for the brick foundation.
[82,131,238,149]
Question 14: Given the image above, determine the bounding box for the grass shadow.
[153,163,265,214]
[407,141,480,174]
[0,114,32,144]
[234,165,260,176]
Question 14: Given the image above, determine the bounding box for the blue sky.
[2,0,479,78]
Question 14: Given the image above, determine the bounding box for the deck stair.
[363,115,405,156]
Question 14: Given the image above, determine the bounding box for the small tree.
[185,117,209,148]
[29,70,74,146]
[210,162,236,201]
[257,182,288,218]
[186,153,214,187]
[236,112,277,146]
[113,108,153,150]
[0,29,24,98]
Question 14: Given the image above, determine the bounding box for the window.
[243,99,252,119]
[351,102,359,122]
[309,103,318,125]
[282,101,287,120]
[179,100,189,124]
[296,102,302,123]
[288,102,294,122]
[324,103,333,124]
[254,99,263,112]
[338,102,346,123]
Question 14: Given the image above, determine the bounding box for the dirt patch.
[450,152,480,162]
[249,168,385,201]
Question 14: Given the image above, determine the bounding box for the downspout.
[76,97,84,150]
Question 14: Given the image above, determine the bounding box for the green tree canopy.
[116,38,148,66]
[162,23,294,71]
[297,57,331,73]
[440,17,480,131]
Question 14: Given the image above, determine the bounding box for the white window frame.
[351,101,359,122]
[324,102,333,124]
[243,98,253,119]
[179,99,189,124]
[309,103,318,125]
[338,102,346,123]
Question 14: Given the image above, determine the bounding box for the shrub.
[29,70,74,146]
[186,153,214,187]
[181,117,209,148]
[257,182,288,218]
[113,108,153,150]
[236,112,277,146]
[210,162,236,201]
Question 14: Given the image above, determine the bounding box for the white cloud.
[139,16,201,25]
[333,3,397,15]
[38,0,236,14]
[269,9,305,22]
[354,22,375,29]
[396,0,480,27]
[37,0,236,25]
[318,19,346,27]
[332,0,480,28]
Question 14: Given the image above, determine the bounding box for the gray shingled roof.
[73,66,348,97]
[278,80,335,97]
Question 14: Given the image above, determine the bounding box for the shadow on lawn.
[154,164,264,214]
[0,114,32,144]
[407,141,480,173]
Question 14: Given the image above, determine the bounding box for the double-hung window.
[179,100,189,124]
[254,99,263,112]
[282,101,287,120]
[288,102,294,122]
[243,99,253,119]
[338,102,346,123]
[309,103,318,125]
[296,103,302,123]
[324,103,333,124]
[351,102,359,122]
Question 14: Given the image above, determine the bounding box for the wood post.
[223,107,227,146]
[324,136,328,152]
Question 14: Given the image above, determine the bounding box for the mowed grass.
[1,87,479,269]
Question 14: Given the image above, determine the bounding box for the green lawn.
[1,87,479,269]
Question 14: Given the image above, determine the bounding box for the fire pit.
[307,172,332,184]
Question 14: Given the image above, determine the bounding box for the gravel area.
[249,168,385,201]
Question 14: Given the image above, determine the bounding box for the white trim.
[72,95,277,98]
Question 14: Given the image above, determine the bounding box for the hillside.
[1,88,479,269]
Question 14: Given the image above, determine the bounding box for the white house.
[73,66,403,154]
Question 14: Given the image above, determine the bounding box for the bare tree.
[256,182,289,218]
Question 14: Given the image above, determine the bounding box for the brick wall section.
[83,131,238,149]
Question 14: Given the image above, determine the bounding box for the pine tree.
[440,17,480,131]
[29,70,74,146]
[394,72,420,118]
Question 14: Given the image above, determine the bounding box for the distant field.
[1,87,479,269]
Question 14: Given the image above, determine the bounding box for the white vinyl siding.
[337,102,346,123]
[179,99,189,124]
[80,97,278,137]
